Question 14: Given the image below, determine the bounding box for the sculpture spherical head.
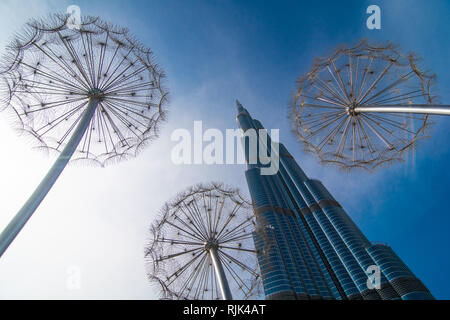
[1,13,169,166]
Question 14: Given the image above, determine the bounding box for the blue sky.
[0,0,449,299]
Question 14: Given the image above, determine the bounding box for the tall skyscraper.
[236,101,434,300]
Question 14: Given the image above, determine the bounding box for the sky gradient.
[0,0,449,299]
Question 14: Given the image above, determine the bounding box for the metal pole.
[355,105,450,116]
[0,97,99,258]
[209,246,233,300]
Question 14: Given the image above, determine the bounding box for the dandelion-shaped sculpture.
[290,40,450,170]
[0,14,168,257]
[145,183,262,300]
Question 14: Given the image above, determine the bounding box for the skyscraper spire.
[236,99,250,117]
[236,101,433,300]
[236,99,245,112]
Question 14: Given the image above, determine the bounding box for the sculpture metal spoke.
[145,183,262,300]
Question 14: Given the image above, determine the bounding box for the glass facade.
[236,101,434,300]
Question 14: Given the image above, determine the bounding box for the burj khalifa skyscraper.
[236,100,433,300]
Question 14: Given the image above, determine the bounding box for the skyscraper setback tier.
[236,101,433,300]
